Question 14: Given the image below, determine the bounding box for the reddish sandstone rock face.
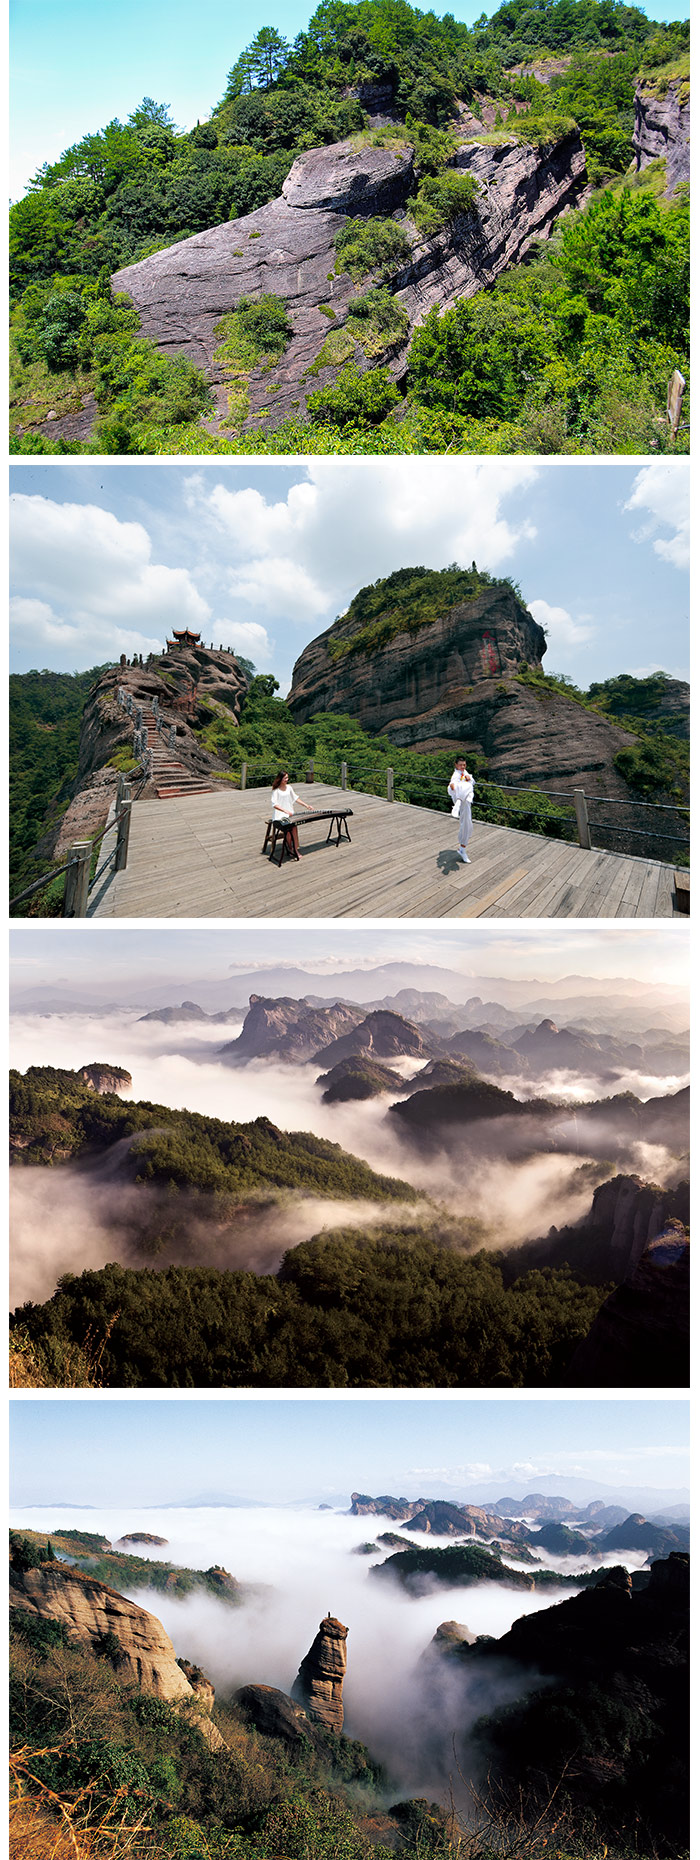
[292,1614,348,1733]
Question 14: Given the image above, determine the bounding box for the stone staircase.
[144,722,217,800]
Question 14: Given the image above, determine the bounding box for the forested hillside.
[10,666,114,901]
[9,0,689,455]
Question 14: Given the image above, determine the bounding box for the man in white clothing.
[447,757,475,864]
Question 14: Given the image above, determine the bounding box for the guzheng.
[262,807,354,865]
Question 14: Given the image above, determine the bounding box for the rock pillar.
[292,1613,348,1733]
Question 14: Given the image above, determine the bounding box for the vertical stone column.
[292,1615,348,1733]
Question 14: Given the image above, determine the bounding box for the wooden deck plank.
[90,782,681,921]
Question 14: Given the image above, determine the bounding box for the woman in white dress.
[447,757,475,864]
[270,769,315,855]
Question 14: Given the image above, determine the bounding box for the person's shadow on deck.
[437,849,467,875]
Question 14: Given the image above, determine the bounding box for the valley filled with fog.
[10,982,689,1312]
[8,1499,654,1801]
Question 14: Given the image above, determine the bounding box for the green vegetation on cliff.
[10,664,114,903]
[328,564,527,658]
[10,1531,243,1603]
[9,0,690,457]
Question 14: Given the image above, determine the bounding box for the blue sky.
[10,0,689,200]
[9,921,690,999]
[9,1398,690,1506]
[9,460,689,689]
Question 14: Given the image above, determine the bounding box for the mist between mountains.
[9,923,689,1391]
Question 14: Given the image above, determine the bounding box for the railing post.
[307,758,314,784]
[341,761,347,791]
[574,789,591,849]
[115,801,132,872]
[63,843,91,917]
[240,761,247,791]
[387,767,394,803]
[169,724,176,747]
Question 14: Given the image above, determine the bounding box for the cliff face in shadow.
[112,128,586,431]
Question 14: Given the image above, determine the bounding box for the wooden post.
[667,369,686,441]
[115,801,132,872]
[341,761,347,791]
[240,761,247,791]
[63,842,91,917]
[307,759,314,784]
[387,767,394,803]
[574,789,591,850]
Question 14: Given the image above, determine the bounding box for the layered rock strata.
[292,1614,348,1733]
[112,129,586,429]
[289,584,546,733]
[10,1562,194,1701]
[633,76,690,195]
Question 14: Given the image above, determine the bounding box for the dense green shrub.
[333,216,411,281]
[412,168,479,234]
[307,363,400,426]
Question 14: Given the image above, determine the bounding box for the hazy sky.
[9,460,689,688]
[9,921,690,1000]
[10,0,688,200]
[9,1398,690,1507]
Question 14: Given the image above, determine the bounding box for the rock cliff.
[564,1222,690,1386]
[45,648,247,859]
[289,582,546,732]
[633,74,690,195]
[78,1064,132,1096]
[10,1562,194,1701]
[314,1008,438,1067]
[292,1614,348,1733]
[112,128,586,430]
[287,578,669,817]
[220,994,366,1065]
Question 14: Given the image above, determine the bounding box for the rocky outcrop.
[115,1531,168,1546]
[9,1562,194,1700]
[318,1055,403,1103]
[314,1009,438,1067]
[220,994,366,1066]
[177,1658,216,1714]
[43,649,247,860]
[235,1683,329,1756]
[288,582,681,824]
[289,583,546,733]
[112,128,586,430]
[78,1065,132,1096]
[565,1222,690,1386]
[633,75,690,195]
[292,1614,348,1733]
[601,1514,689,1556]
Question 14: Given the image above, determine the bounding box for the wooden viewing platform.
[89,782,683,920]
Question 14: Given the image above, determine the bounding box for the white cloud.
[194,460,541,629]
[527,597,594,647]
[210,620,273,664]
[10,494,212,668]
[624,462,690,569]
